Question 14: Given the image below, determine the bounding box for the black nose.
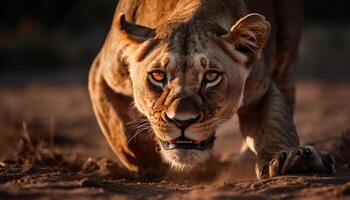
[166,115,200,129]
[165,96,201,129]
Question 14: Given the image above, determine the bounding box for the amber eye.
[149,70,167,87]
[150,71,166,82]
[204,70,222,88]
[204,71,219,82]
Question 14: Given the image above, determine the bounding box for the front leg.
[238,84,336,179]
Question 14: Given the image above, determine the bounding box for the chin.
[159,147,212,171]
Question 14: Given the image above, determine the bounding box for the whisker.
[126,118,149,128]
[127,127,148,144]
[126,120,141,126]
[145,129,155,141]
[126,117,154,144]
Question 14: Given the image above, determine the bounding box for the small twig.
[49,115,55,151]
[22,122,33,148]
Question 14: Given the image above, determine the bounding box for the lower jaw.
[159,146,213,171]
[156,134,216,170]
[160,134,216,151]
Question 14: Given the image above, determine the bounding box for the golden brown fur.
[89,0,335,179]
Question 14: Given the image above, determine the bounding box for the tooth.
[169,140,176,144]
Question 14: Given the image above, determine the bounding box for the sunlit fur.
[92,0,269,171]
[88,0,332,180]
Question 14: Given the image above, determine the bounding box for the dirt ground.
[0,81,349,199]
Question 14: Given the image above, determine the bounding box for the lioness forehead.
[141,22,246,74]
[149,52,213,73]
[156,19,227,48]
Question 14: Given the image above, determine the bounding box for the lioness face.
[129,36,250,170]
[120,14,270,170]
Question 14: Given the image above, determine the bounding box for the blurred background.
[1,0,350,82]
[0,1,349,159]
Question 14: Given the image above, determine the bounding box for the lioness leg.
[89,61,165,177]
[238,84,335,179]
[272,0,303,115]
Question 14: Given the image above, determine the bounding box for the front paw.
[259,146,336,179]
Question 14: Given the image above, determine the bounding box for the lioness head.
[117,13,270,170]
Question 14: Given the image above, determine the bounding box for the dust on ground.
[0,81,349,199]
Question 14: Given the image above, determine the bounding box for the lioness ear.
[116,13,155,44]
[222,13,271,60]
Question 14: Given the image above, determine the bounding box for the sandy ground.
[0,81,349,199]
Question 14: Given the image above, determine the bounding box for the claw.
[324,154,335,165]
[321,153,336,174]
[257,163,269,180]
[261,163,269,178]
[278,151,287,163]
[302,147,312,156]
[296,149,303,156]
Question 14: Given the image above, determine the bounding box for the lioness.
[89,0,335,179]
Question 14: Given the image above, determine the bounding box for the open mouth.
[160,134,216,151]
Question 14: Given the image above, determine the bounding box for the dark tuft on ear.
[117,13,155,44]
